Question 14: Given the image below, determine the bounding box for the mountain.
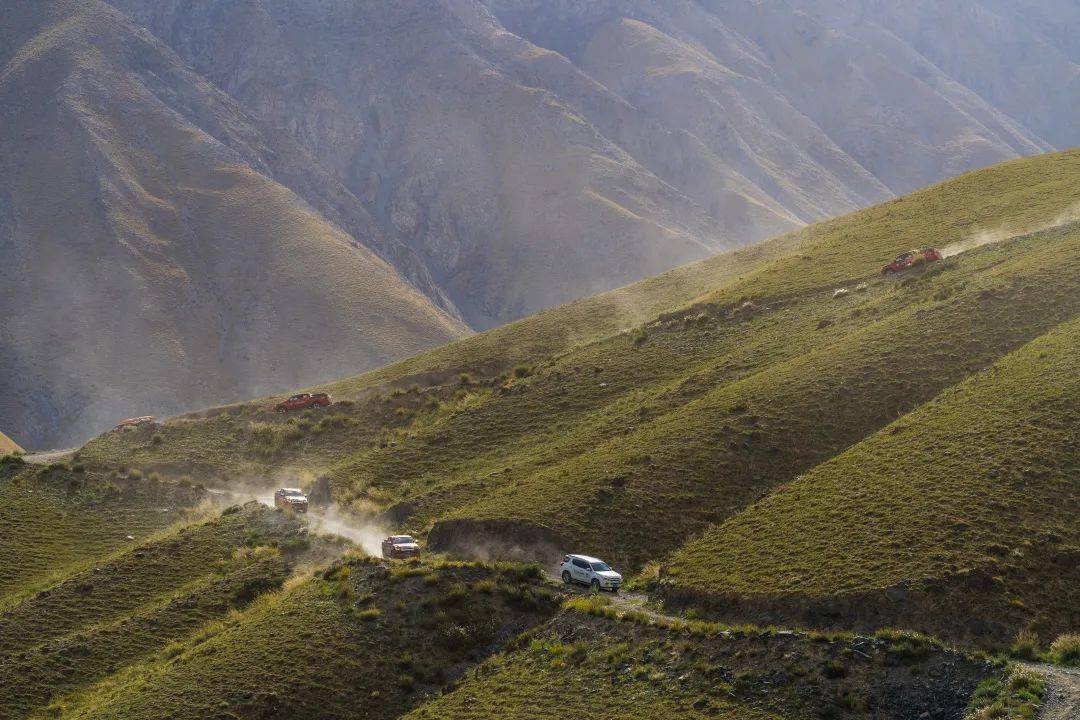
[104,0,1079,331]
[5,151,1075,719]
[5,0,1078,449]
[82,149,1080,647]
[0,0,468,450]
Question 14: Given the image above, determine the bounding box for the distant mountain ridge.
[107,0,1077,328]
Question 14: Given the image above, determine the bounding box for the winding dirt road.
[1024,663,1080,720]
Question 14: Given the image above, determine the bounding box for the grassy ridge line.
[0,553,288,719]
[419,225,1079,567]
[321,149,1080,400]
[49,560,559,720]
[224,227,804,409]
[0,463,203,607]
[659,315,1080,641]
[689,149,1080,308]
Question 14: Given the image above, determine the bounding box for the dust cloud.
[940,201,1080,259]
[207,481,387,557]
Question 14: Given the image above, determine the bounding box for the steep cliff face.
[0,0,467,448]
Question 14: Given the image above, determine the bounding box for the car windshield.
[590,561,611,571]
[392,536,415,544]
[283,490,305,497]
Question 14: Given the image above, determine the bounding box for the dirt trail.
[1023,663,1080,720]
[547,572,675,622]
[22,448,77,465]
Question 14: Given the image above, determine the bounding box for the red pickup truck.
[881,247,941,275]
[274,393,332,413]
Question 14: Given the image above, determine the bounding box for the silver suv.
[560,554,622,592]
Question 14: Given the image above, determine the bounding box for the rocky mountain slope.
[0,0,468,450]
[108,0,1078,331]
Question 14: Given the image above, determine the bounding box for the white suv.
[560,554,622,592]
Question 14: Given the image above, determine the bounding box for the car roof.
[568,554,604,564]
[279,487,304,494]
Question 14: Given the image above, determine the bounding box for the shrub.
[822,660,847,679]
[150,432,164,445]
[498,563,544,584]
[358,607,381,622]
[967,667,1045,720]
[1050,634,1080,666]
[472,579,497,594]
[441,583,470,606]
[1009,630,1040,661]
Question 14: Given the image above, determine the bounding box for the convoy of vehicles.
[274,393,332,413]
[382,535,421,559]
[881,247,941,274]
[273,487,309,513]
[560,554,622,592]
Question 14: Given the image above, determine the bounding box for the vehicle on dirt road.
[560,554,622,592]
[381,535,421,559]
[881,247,941,275]
[274,393,331,413]
[274,488,309,513]
[113,416,155,432]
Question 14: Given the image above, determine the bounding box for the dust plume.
[304,505,388,558]
[940,202,1080,258]
[206,479,388,557]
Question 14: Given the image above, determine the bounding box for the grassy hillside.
[0,499,323,719]
[77,226,807,478]
[660,317,1080,645]
[404,601,996,720]
[73,150,1079,650]
[0,459,203,606]
[48,559,558,720]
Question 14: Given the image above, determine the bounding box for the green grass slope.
[0,460,203,606]
[76,151,1080,581]
[404,602,996,720]
[49,559,558,720]
[660,317,1080,645]
[0,502,318,718]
